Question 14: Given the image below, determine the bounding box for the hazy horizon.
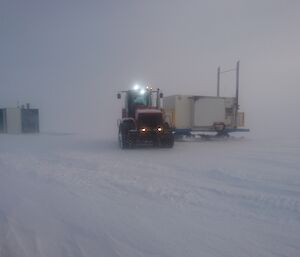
[1,0,300,136]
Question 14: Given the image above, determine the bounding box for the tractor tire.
[161,134,174,148]
[161,123,174,148]
[119,121,136,149]
[118,125,129,149]
[125,121,136,148]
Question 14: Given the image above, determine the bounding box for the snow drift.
[0,134,299,257]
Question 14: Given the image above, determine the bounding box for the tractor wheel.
[118,125,129,149]
[127,133,136,148]
[161,123,174,148]
[161,134,174,148]
[125,121,136,148]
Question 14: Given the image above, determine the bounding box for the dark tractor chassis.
[118,120,174,149]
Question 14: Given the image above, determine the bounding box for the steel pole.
[235,61,240,109]
[235,60,240,127]
[217,66,220,97]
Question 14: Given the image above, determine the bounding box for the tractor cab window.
[127,90,151,117]
[133,94,148,105]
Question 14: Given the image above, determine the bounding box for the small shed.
[0,104,39,134]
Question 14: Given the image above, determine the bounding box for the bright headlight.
[133,84,140,90]
[157,127,163,132]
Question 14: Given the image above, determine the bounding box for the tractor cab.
[126,89,152,118]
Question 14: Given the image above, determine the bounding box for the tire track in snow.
[202,168,300,221]
[3,149,300,224]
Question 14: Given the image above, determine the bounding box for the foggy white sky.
[1,0,299,136]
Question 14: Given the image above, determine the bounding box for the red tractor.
[117,86,174,149]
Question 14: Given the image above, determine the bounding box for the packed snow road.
[0,134,299,257]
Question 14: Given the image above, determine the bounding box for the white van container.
[163,95,243,131]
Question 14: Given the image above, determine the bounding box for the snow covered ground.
[0,133,299,257]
